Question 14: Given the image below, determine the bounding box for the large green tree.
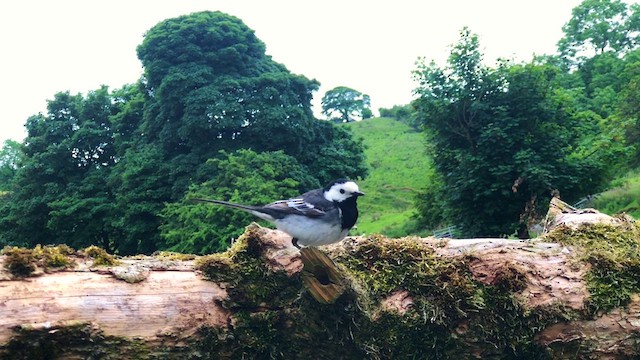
[413,28,609,237]
[135,11,366,189]
[0,88,117,249]
[159,149,320,254]
[0,140,22,191]
[137,11,317,164]
[558,0,640,64]
[0,11,367,255]
[321,86,372,123]
[617,49,640,165]
[130,11,366,252]
[555,0,640,171]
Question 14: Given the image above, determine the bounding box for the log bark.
[0,201,639,359]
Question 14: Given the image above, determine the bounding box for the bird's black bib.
[337,197,359,230]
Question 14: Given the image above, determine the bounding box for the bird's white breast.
[274,215,348,247]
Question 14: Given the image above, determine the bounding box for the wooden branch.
[0,256,230,352]
[0,200,638,359]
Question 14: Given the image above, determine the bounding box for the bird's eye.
[339,189,345,194]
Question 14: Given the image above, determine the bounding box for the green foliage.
[344,118,434,237]
[109,83,146,156]
[591,170,640,218]
[378,103,420,130]
[321,86,371,123]
[136,11,320,162]
[413,28,614,238]
[107,144,173,255]
[0,11,366,255]
[132,11,366,252]
[0,88,117,250]
[618,49,640,166]
[558,0,639,64]
[159,149,320,254]
[411,174,449,231]
[0,140,23,191]
[300,121,368,186]
[137,11,273,91]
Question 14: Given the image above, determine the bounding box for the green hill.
[343,117,434,237]
[344,118,640,238]
[591,170,640,219]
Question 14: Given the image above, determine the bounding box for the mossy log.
[1,202,640,359]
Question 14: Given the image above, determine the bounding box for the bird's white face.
[323,181,364,203]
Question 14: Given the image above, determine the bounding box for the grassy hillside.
[343,117,434,237]
[344,118,640,238]
[591,170,640,219]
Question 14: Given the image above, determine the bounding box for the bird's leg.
[292,238,301,249]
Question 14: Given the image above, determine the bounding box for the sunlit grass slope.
[343,117,434,237]
[591,170,640,219]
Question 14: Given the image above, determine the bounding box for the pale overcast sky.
[0,0,587,145]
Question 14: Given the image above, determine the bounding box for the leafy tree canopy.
[0,87,117,249]
[0,140,23,191]
[413,27,615,237]
[0,11,367,255]
[159,149,320,254]
[134,11,366,194]
[137,11,320,162]
[379,104,419,130]
[558,0,640,64]
[321,86,371,123]
[618,48,640,165]
[134,10,367,191]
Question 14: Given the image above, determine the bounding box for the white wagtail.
[193,179,364,248]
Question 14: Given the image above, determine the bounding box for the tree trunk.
[1,200,639,359]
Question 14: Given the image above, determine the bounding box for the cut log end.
[299,247,346,304]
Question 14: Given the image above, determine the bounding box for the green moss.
[82,245,118,266]
[490,262,529,293]
[6,222,638,358]
[333,235,571,359]
[152,251,197,261]
[463,287,569,359]
[2,246,37,276]
[2,245,76,277]
[32,244,75,269]
[196,225,299,308]
[544,221,640,316]
[0,321,153,359]
[194,225,370,357]
[334,235,477,321]
[195,228,576,358]
[193,228,585,358]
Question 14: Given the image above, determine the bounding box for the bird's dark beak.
[354,191,365,197]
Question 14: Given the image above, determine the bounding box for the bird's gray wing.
[263,198,326,217]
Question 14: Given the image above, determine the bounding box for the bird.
[192,179,364,248]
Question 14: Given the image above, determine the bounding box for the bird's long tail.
[191,198,256,211]
[190,198,275,221]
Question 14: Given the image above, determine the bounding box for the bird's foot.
[292,238,301,249]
